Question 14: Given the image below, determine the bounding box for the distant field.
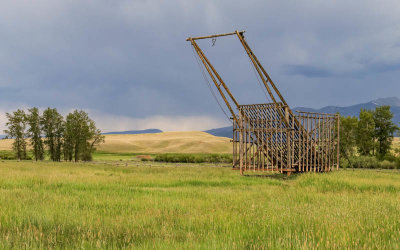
[0,131,231,154]
[0,162,399,248]
[0,139,17,151]
[1,133,398,155]
[96,131,231,154]
[393,137,400,152]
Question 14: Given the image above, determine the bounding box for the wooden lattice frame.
[232,104,339,175]
[187,31,340,175]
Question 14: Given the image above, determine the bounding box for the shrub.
[0,151,17,160]
[344,155,398,169]
[154,153,232,164]
[382,153,397,162]
[352,156,380,169]
[379,160,397,169]
[339,158,349,169]
[0,151,32,160]
[136,155,152,161]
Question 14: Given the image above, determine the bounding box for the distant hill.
[204,97,400,138]
[204,126,232,138]
[294,97,400,125]
[102,129,162,135]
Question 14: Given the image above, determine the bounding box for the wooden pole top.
[186,30,245,41]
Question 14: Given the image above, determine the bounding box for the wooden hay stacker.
[187,31,339,176]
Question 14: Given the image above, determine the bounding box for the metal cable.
[191,46,231,121]
[247,55,271,103]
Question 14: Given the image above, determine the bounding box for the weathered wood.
[186,31,245,41]
[337,114,340,170]
[188,31,340,175]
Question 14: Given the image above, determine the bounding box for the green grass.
[0,162,399,249]
[0,150,33,160]
[154,153,232,163]
[93,152,233,164]
[92,151,149,161]
[0,150,17,160]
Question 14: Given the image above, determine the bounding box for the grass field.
[96,132,231,154]
[0,131,232,154]
[0,161,399,248]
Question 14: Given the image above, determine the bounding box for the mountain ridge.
[205,97,400,138]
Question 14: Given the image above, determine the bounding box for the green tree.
[64,110,104,162]
[27,107,44,161]
[339,116,358,162]
[373,106,398,157]
[86,123,105,161]
[4,110,28,160]
[63,120,74,162]
[41,108,64,162]
[356,109,375,156]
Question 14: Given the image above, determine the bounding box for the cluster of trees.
[340,105,399,164]
[4,108,104,161]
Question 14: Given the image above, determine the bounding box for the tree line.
[340,105,399,166]
[3,108,104,161]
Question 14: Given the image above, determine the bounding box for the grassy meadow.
[0,131,232,154]
[0,133,399,248]
[0,161,399,249]
[95,132,232,154]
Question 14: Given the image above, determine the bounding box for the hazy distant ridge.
[2,98,399,140]
[204,97,400,138]
[295,97,400,124]
[102,129,162,135]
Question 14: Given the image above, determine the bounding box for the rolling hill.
[0,131,232,154]
[96,131,231,154]
[204,126,232,138]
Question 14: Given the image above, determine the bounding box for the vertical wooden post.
[245,117,247,173]
[337,114,340,170]
[314,115,317,172]
[306,114,309,172]
[318,115,321,172]
[302,115,305,172]
[321,116,324,171]
[233,119,236,168]
[292,115,295,172]
[262,115,265,172]
[329,117,334,171]
[280,110,283,173]
[266,112,269,171]
[239,111,243,175]
[285,107,291,170]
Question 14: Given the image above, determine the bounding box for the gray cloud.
[1,0,400,130]
[284,65,337,78]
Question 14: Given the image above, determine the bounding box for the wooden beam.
[186,31,245,41]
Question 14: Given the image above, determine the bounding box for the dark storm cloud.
[1,0,400,130]
[285,60,400,78]
[284,65,336,78]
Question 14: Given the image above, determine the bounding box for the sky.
[1,0,400,132]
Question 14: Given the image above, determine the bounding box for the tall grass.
[0,162,399,248]
[154,153,232,163]
[0,151,33,160]
[341,155,400,169]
